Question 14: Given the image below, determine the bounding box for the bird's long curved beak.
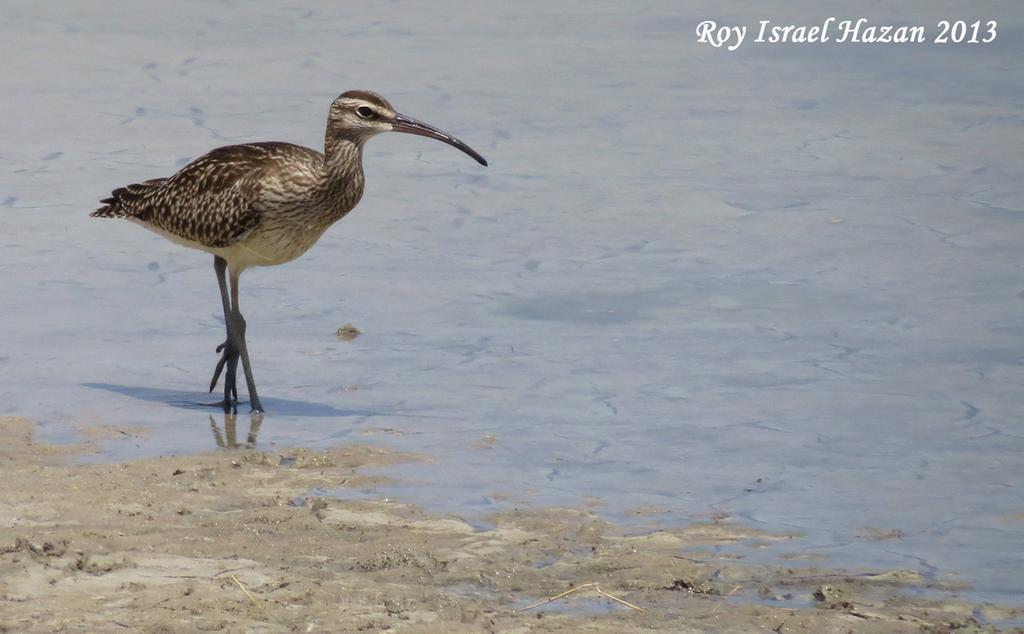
[391,113,488,166]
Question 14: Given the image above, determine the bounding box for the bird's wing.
[92,143,321,249]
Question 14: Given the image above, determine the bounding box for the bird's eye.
[356,106,376,119]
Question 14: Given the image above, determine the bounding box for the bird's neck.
[319,136,366,218]
[324,135,363,172]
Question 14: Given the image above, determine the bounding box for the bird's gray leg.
[209,256,239,409]
[229,269,263,414]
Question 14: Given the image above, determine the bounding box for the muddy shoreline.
[0,416,1018,633]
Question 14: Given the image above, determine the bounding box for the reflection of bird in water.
[209,412,263,450]
[93,91,487,413]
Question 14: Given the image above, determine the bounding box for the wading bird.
[92,91,487,413]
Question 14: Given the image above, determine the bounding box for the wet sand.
[0,416,1018,633]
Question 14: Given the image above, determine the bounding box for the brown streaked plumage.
[92,90,487,414]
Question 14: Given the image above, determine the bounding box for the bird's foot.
[209,338,240,406]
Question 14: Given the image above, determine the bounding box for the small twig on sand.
[518,582,646,613]
[595,586,646,612]
[230,574,258,604]
[711,584,742,614]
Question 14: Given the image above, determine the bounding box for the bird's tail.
[91,178,167,218]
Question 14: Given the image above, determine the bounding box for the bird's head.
[327,90,487,166]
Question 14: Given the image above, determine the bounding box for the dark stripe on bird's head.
[338,90,393,111]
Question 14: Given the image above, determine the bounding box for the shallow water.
[2,1,1023,606]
